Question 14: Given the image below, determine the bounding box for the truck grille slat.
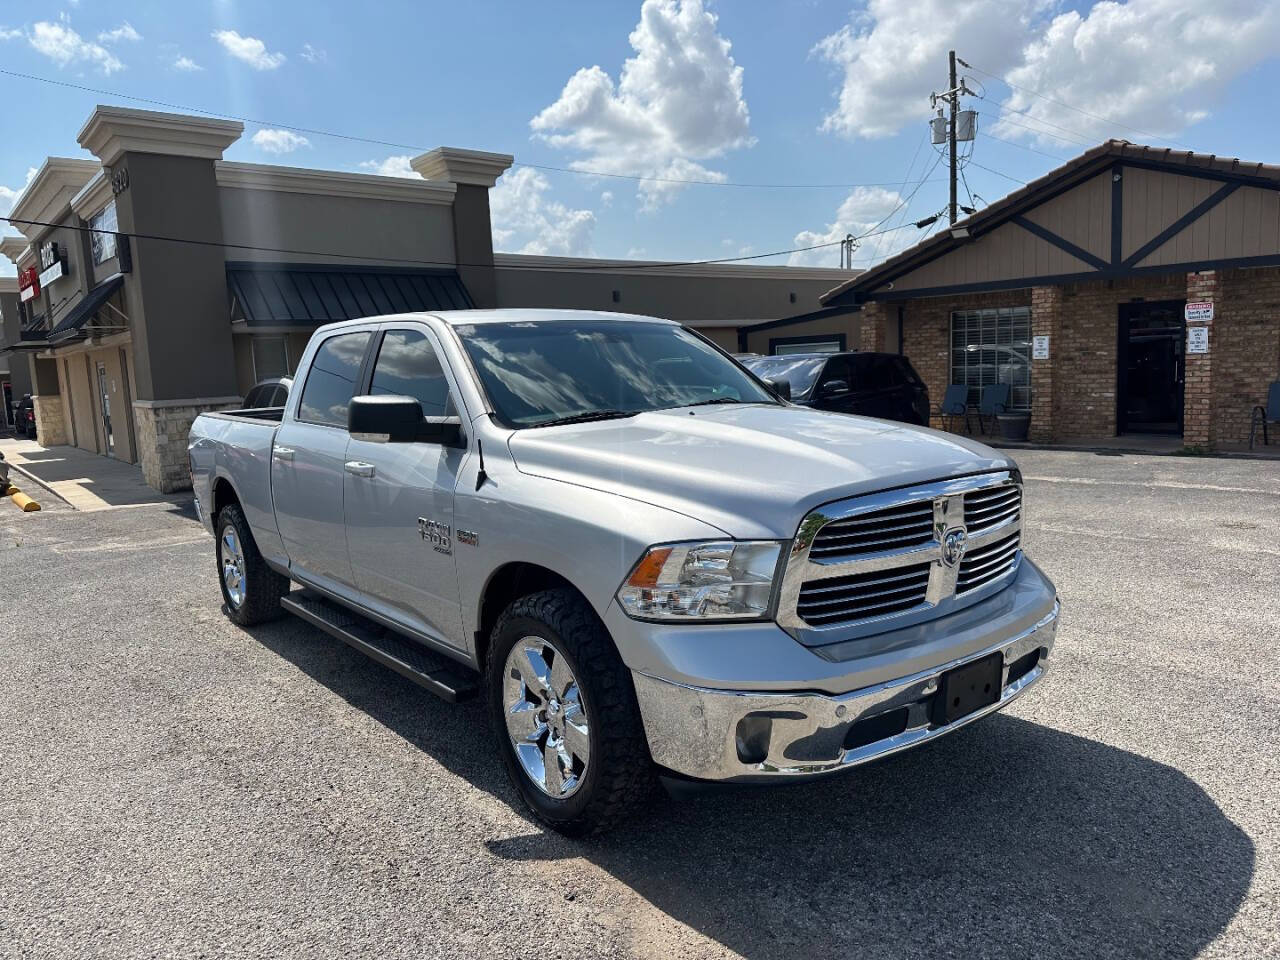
[809,503,935,561]
[957,532,1021,592]
[964,486,1022,535]
[796,562,931,624]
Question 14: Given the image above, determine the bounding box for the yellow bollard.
[11,492,40,512]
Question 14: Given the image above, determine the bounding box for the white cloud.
[212,30,286,70]
[490,167,595,256]
[29,20,125,74]
[1,167,39,217]
[251,129,311,154]
[788,186,907,267]
[173,55,202,72]
[98,22,141,44]
[0,28,23,41]
[358,156,418,178]
[816,0,1280,147]
[530,0,752,208]
[995,0,1280,145]
[300,43,326,63]
[815,0,1034,140]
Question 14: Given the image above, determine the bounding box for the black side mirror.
[766,377,792,401]
[349,395,463,446]
[819,378,851,398]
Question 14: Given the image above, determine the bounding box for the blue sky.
[3,0,1280,276]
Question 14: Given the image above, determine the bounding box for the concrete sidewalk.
[0,437,189,512]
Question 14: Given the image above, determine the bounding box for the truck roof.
[436,308,674,326]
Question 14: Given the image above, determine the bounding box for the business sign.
[1032,335,1050,360]
[1185,301,1214,323]
[17,266,39,303]
[1187,326,1209,355]
[37,240,67,288]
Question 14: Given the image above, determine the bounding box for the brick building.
[782,140,1280,449]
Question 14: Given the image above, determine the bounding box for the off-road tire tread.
[216,504,288,626]
[488,588,655,836]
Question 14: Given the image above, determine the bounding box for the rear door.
[272,328,374,593]
[343,325,468,649]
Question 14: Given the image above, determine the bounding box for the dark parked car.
[242,377,292,409]
[742,352,930,425]
[11,395,35,437]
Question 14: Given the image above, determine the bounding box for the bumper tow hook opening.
[735,715,772,765]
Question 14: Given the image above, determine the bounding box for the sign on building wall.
[1187,326,1209,354]
[1185,301,1214,323]
[37,241,67,288]
[17,266,40,303]
[1032,335,1050,360]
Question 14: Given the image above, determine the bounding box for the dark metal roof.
[46,275,125,343]
[227,262,473,327]
[821,139,1280,305]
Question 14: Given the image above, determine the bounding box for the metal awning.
[226,262,474,328]
[46,275,126,343]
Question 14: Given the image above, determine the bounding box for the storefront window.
[89,202,118,265]
[950,307,1031,411]
[251,335,290,381]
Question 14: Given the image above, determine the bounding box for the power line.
[0,66,944,192]
[976,99,1098,148]
[965,62,1195,150]
[2,214,880,271]
[977,128,1073,162]
[963,160,1028,185]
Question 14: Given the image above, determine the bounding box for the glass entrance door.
[1118,301,1185,435]
[96,362,115,457]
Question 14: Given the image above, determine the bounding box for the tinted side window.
[859,356,899,391]
[893,357,923,386]
[243,385,266,408]
[268,385,288,407]
[298,332,371,426]
[369,329,450,417]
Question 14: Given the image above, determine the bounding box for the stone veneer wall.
[134,401,239,492]
[32,395,68,447]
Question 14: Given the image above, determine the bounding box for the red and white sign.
[17,266,39,303]
[1185,301,1214,323]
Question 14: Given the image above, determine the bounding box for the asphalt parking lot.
[1,449,1277,959]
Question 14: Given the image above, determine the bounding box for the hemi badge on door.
[457,529,479,547]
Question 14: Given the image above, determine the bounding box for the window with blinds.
[950,307,1032,411]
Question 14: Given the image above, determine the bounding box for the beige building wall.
[742,312,872,355]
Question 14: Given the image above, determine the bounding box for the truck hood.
[506,404,1014,539]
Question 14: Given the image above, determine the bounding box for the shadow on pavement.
[249,616,1253,960]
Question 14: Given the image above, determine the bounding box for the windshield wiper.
[530,409,640,428]
[685,396,743,407]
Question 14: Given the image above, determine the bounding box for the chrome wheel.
[219,525,246,609]
[502,636,591,798]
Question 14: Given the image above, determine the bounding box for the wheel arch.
[475,561,593,670]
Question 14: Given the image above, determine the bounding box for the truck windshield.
[454,320,778,427]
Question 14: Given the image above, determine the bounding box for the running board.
[281,591,478,703]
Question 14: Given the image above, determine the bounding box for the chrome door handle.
[272,446,295,462]
[344,461,376,478]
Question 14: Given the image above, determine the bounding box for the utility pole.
[948,50,958,226]
[931,52,976,225]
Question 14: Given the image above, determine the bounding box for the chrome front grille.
[779,472,1022,639]
[958,531,1021,593]
[964,485,1021,534]
[796,563,932,625]
[807,501,935,561]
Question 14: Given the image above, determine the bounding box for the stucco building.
[2,105,854,490]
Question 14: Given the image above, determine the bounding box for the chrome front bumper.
[633,600,1059,782]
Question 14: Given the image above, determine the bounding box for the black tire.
[486,588,655,837]
[215,503,288,626]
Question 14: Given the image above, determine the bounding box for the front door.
[344,327,466,649]
[96,362,115,457]
[1118,301,1185,435]
[272,328,373,593]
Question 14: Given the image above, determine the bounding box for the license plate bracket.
[934,653,1003,726]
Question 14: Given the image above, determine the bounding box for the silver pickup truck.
[189,309,1058,835]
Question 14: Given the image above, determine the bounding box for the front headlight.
[616,541,783,621]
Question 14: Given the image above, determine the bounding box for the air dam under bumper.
[633,600,1058,782]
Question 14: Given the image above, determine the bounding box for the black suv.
[742,352,930,425]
